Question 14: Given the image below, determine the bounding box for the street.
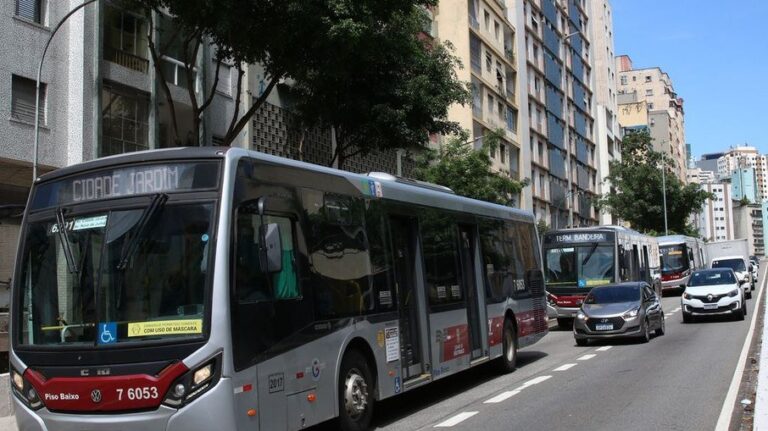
[312,268,765,431]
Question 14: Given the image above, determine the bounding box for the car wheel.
[575,337,588,346]
[498,318,518,373]
[337,350,375,431]
[743,300,748,317]
[733,305,745,321]
[557,318,572,330]
[682,312,693,323]
[639,319,650,343]
[655,315,665,336]
[746,290,752,300]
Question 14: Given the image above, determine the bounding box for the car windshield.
[17,202,214,347]
[545,244,615,287]
[584,285,641,304]
[688,271,736,286]
[712,258,746,272]
[660,244,688,274]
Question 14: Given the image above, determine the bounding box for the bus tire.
[498,318,518,373]
[338,350,375,431]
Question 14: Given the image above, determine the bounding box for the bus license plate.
[703,303,718,310]
[595,324,613,331]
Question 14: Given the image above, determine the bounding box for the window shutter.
[16,0,41,23]
[12,75,45,124]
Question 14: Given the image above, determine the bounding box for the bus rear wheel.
[498,318,518,373]
[338,350,375,431]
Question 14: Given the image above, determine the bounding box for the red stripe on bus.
[488,316,504,346]
[441,324,470,361]
[516,309,548,337]
[25,362,188,412]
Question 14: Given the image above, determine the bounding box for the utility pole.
[662,150,668,235]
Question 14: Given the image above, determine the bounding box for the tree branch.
[199,52,223,115]
[224,63,245,145]
[225,73,281,146]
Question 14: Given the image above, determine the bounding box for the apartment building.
[588,0,620,225]
[434,0,522,203]
[507,0,598,228]
[717,146,768,201]
[686,167,715,185]
[695,182,734,242]
[695,152,724,174]
[615,55,686,182]
[731,167,759,202]
[733,203,764,256]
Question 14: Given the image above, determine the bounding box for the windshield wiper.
[55,207,79,274]
[581,243,599,266]
[116,193,168,270]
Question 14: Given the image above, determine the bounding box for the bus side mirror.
[259,223,283,274]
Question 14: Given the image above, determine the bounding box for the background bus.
[658,235,707,293]
[9,147,547,431]
[542,226,661,329]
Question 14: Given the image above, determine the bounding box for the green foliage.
[536,219,549,239]
[124,0,468,160]
[412,130,528,206]
[594,130,713,234]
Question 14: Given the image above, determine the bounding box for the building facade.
[733,203,764,256]
[506,0,598,229]
[695,182,734,242]
[615,55,686,182]
[589,0,620,225]
[717,146,768,201]
[731,167,759,203]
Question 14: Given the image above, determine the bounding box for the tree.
[536,219,550,239]
[594,130,712,234]
[125,0,468,159]
[412,130,528,205]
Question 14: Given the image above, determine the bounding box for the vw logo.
[707,294,714,302]
[90,389,102,403]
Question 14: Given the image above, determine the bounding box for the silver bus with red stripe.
[10,147,547,430]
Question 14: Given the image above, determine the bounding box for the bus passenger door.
[458,225,484,360]
[389,216,427,380]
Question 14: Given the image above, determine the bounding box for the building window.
[648,103,654,110]
[620,75,627,85]
[500,143,507,164]
[645,89,653,96]
[11,75,45,125]
[104,6,149,73]
[487,94,494,114]
[215,62,233,96]
[16,0,44,24]
[494,20,500,41]
[506,107,518,133]
[485,52,492,72]
[484,10,490,30]
[645,75,652,83]
[101,84,149,156]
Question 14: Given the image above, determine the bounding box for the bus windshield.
[660,244,688,274]
[544,244,615,287]
[17,201,214,347]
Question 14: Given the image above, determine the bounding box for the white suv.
[682,269,746,323]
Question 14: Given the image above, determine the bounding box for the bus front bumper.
[661,274,690,291]
[547,304,582,319]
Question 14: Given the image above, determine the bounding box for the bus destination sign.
[31,162,219,209]
[545,232,613,244]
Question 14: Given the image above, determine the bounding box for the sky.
[611,0,768,160]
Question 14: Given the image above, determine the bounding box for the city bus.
[542,226,661,328]
[657,235,707,293]
[9,147,548,431]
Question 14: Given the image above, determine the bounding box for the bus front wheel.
[338,350,375,431]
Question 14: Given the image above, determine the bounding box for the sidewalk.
[754,266,768,429]
[0,414,16,430]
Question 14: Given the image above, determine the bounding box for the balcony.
[105,47,149,73]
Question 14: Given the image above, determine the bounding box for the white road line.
[554,363,577,371]
[434,412,479,427]
[665,313,673,317]
[578,354,597,360]
[716,272,765,431]
[595,346,613,352]
[483,390,521,404]
[522,375,552,386]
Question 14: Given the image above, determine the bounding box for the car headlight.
[682,292,692,300]
[576,311,587,320]
[622,307,640,320]
[728,289,739,297]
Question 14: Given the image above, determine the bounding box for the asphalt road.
[313,266,765,431]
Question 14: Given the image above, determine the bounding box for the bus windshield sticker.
[578,279,587,287]
[586,279,611,287]
[127,319,202,337]
[385,327,400,362]
[376,330,385,348]
[450,285,461,298]
[49,215,108,234]
[98,322,117,345]
[379,290,392,306]
[437,285,447,299]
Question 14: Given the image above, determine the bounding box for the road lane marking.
[716,273,765,431]
[522,375,552,386]
[434,412,479,427]
[554,363,577,371]
[578,354,596,360]
[595,346,612,351]
[484,390,521,404]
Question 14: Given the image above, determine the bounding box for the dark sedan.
[573,282,665,345]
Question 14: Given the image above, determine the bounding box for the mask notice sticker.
[127,319,202,337]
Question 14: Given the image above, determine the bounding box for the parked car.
[573,282,664,346]
[682,269,746,323]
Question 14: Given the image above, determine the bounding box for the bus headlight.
[163,354,221,408]
[10,367,43,411]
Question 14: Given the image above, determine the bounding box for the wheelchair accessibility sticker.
[98,322,117,344]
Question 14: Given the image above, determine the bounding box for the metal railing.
[104,47,149,73]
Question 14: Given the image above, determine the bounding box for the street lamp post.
[562,31,580,228]
[662,150,668,235]
[32,0,100,182]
